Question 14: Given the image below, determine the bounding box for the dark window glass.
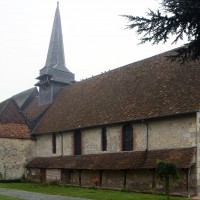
[122,124,133,151]
[52,133,56,154]
[101,127,107,151]
[74,130,81,155]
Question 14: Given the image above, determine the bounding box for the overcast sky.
[0,0,185,102]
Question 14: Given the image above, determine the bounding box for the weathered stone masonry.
[0,138,36,180]
[28,113,197,195]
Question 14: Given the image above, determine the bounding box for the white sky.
[0,0,185,102]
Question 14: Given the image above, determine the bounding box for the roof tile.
[0,123,31,139]
[27,147,196,169]
[34,51,200,134]
[23,96,50,121]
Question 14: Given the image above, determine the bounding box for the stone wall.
[147,115,196,150]
[36,132,74,157]
[63,132,73,155]
[0,138,36,180]
[36,134,62,157]
[34,113,197,194]
[102,170,124,188]
[126,169,153,192]
[36,114,196,157]
[46,169,61,182]
[82,129,101,154]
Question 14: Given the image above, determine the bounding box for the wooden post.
[152,169,156,189]
[185,168,189,197]
[99,170,103,187]
[79,170,82,186]
[123,170,127,188]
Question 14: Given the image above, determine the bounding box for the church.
[0,2,200,198]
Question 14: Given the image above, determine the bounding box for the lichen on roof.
[34,50,200,134]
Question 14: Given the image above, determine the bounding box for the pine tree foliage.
[123,0,200,62]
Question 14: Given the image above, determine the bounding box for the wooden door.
[61,169,71,184]
[40,168,46,182]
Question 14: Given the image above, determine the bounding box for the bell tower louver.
[35,2,75,105]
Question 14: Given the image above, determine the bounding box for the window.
[31,169,36,176]
[101,127,107,151]
[52,133,56,154]
[122,124,133,151]
[74,130,81,155]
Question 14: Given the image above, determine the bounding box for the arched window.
[122,124,133,151]
[74,130,82,155]
[101,127,107,151]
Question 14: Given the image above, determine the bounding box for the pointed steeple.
[36,3,75,105]
[45,2,68,71]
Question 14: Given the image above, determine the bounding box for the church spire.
[36,3,75,105]
[45,2,67,71]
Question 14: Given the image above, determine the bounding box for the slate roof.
[37,2,74,85]
[0,100,27,124]
[0,88,50,135]
[0,123,31,139]
[34,50,200,134]
[26,147,196,169]
[0,99,10,116]
[23,96,50,121]
[45,2,68,72]
[12,87,38,110]
[23,96,51,132]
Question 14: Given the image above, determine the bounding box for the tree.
[156,160,179,199]
[123,0,200,62]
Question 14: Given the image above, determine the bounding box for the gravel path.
[0,188,90,200]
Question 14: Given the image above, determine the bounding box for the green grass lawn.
[0,194,24,200]
[0,182,189,200]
